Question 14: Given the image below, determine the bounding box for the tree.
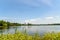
[3,23,7,28]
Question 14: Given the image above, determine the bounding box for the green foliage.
[0,31,60,40]
[0,20,8,29]
[2,23,8,29]
[0,20,21,26]
[0,20,21,29]
[0,31,41,40]
[0,20,32,29]
[42,32,60,40]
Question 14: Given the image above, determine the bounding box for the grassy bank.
[0,31,60,40]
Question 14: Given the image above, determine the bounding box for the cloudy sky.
[0,0,60,24]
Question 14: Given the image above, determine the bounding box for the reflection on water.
[0,25,60,34]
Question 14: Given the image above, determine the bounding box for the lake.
[0,25,60,35]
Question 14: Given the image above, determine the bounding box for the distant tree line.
[0,20,32,29]
[0,20,22,29]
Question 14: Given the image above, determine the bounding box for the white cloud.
[25,18,41,24]
[45,16,54,20]
[25,16,60,24]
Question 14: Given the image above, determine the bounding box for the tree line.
[0,20,32,29]
[0,20,21,29]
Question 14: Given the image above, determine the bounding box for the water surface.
[0,25,60,34]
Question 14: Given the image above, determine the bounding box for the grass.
[0,31,60,40]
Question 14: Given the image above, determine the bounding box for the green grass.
[0,31,60,40]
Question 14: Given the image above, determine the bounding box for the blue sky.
[0,0,60,24]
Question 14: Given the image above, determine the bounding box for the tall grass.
[0,31,60,40]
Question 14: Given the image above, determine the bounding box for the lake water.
[0,25,60,35]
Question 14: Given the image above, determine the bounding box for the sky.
[0,0,60,24]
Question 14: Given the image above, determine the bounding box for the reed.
[0,31,60,40]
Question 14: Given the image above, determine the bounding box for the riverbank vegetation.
[0,20,22,29]
[0,31,60,40]
[0,20,60,29]
[0,20,32,29]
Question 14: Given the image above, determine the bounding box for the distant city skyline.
[0,0,60,24]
